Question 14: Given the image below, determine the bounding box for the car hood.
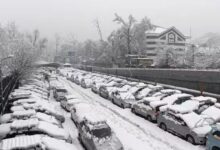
[94,135,123,150]
[118,92,135,100]
[192,125,212,137]
[143,97,161,102]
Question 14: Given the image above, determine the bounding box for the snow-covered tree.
[133,17,153,55]
[113,14,136,55]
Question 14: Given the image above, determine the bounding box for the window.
[177,37,183,41]
[160,36,166,40]
[168,33,175,43]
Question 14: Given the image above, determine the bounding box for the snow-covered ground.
[58,76,205,150]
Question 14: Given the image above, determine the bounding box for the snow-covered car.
[91,77,114,93]
[157,111,212,145]
[99,81,127,99]
[71,103,95,127]
[0,134,77,150]
[0,109,62,126]
[150,93,192,112]
[10,101,65,123]
[206,123,220,150]
[130,90,183,122]
[78,114,124,150]
[53,86,68,101]
[61,98,87,112]
[192,96,217,114]
[142,89,182,103]
[60,94,82,111]
[81,75,100,88]
[0,118,72,142]
[9,90,32,101]
[74,72,88,85]
[199,103,220,124]
[134,84,163,100]
[111,83,147,108]
[108,82,138,100]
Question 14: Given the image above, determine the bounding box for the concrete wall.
[89,67,220,95]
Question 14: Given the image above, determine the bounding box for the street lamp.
[0,54,14,112]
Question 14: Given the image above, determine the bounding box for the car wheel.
[131,108,136,114]
[186,135,195,145]
[159,123,167,131]
[146,115,152,122]
[121,103,125,109]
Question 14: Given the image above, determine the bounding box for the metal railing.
[0,74,19,115]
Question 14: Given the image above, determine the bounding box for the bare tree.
[113,13,136,55]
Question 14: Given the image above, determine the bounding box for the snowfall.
[55,76,205,150]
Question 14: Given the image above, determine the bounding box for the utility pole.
[94,19,103,42]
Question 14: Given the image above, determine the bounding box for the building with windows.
[145,26,189,61]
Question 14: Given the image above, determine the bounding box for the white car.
[78,113,124,150]
[150,93,192,112]
[71,103,95,127]
[0,135,77,150]
[134,84,163,100]
[0,109,61,126]
[0,118,72,142]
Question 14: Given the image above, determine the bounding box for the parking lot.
[1,67,219,150]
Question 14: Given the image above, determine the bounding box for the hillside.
[193,32,220,47]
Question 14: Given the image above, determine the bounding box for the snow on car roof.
[119,92,135,100]
[150,93,192,108]
[178,112,209,129]
[168,100,199,114]
[215,103,220,108]
[37,121,69,140]
[136,82,146,87]
[143,96,161,102]
[65,94,78,100]
[0,135,42,150]
[83,112,106,124]
[11,118,39,130]
[36,112,60,125]
[147,84,163,89]
[160,89,181,94]
[12,109,36,117]
[158,93,192,104]
[42,136,77,150]
[67,99,85,104]
[191,96,217,103]
[201,106,220,121]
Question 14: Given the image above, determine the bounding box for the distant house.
[145,26,189,61]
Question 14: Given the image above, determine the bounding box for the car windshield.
[91,125,111,138]
[194,117,215,128]
[57,89,67,92]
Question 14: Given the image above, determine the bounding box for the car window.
[213,131,220,140]
[175,116,186,126]
[212,147,220,150]
[174,97,190,105]
[91,125,111,138]
[167,112,175,119]
[143,101,150,105]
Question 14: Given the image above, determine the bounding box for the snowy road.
[59,77,205,150]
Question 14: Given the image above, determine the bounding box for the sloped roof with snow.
[145,26,167,34]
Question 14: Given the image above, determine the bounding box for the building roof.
[145,25,167,34]
[146,25,188,39]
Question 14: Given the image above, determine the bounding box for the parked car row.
[56,89,124,150]
[60,67,220,149]
[0,69,77,150]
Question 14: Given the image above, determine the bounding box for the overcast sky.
[0,0,219,41]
